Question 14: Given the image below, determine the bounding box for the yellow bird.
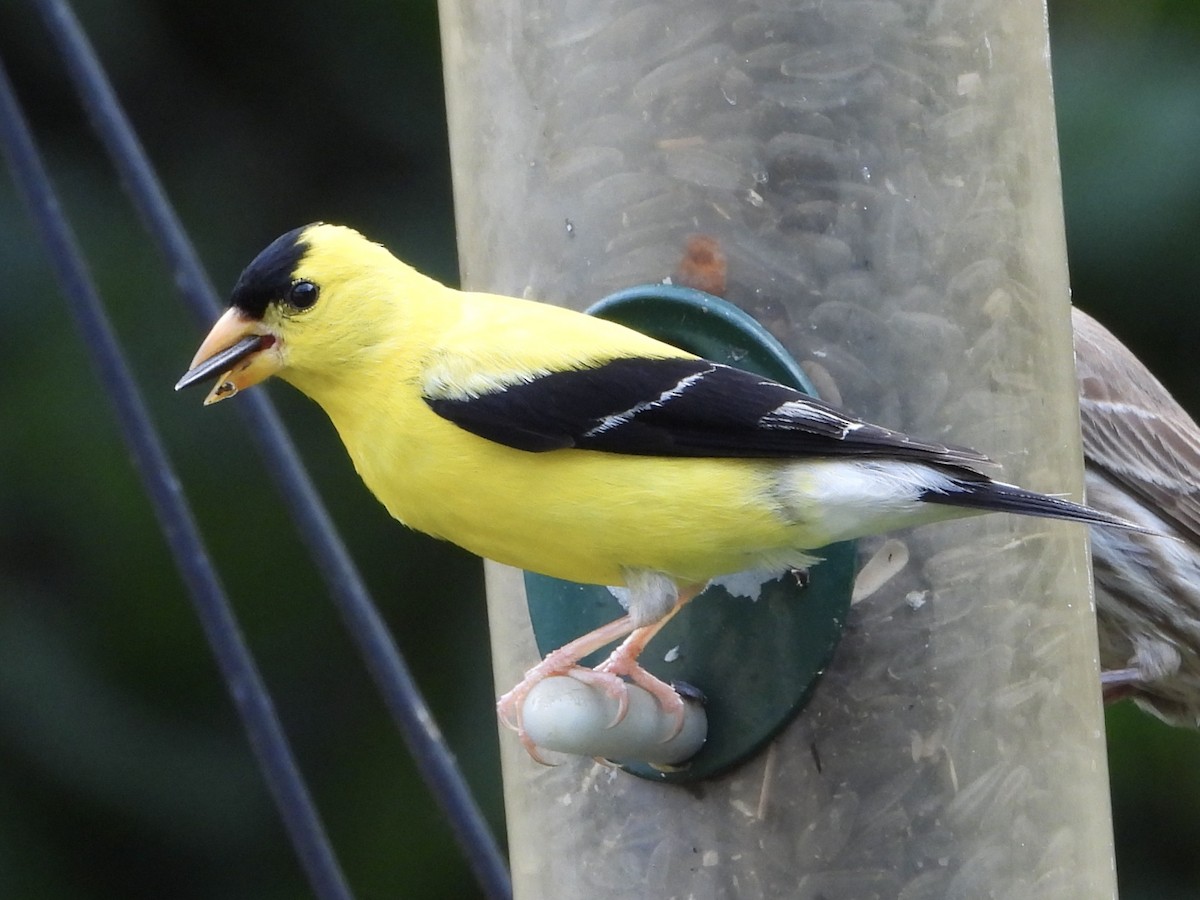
[177,223,1144,751]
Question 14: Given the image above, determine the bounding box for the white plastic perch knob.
[521,676,707,766]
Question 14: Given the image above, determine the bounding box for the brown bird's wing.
[1073,307,1200,543]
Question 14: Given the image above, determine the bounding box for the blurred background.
[0,0,1197,897]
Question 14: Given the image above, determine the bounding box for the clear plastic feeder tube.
[439,1,1115,897]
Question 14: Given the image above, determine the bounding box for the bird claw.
[519,732,553,766]
[564,667,631,726]
[495,601,700,760]
[497,659,690,759]
[594,656,686,742]
[496,661,631,758]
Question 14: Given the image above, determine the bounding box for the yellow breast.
[331,395,815,586]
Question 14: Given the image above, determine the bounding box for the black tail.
[921,476,1156,534]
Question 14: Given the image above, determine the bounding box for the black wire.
[30,2,512,897]
[0,55,356,900]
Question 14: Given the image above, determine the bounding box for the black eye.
[286,279,319,310]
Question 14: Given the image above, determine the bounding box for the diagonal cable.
[28,1,511,898]
[0,52,355,900]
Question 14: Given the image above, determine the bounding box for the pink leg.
[497,585,703,761]
[594,586,701,741]
[497,614,639,761]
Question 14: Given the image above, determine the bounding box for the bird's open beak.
[175,308,282,405]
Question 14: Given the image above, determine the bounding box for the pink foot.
[497,664,630,763]
[594,651,685,741]
[497,583,703,761]
[496,615,640,761]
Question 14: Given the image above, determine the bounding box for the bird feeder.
[439,1,1115,897]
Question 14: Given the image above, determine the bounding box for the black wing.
[425,356,989,467]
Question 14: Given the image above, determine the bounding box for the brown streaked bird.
[1074,307,1200,727]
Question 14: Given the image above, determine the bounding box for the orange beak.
[174,308,283,405]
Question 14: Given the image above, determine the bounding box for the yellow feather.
[181,224,1127,608]
[271,225,822,588]
[176,224,1159,755]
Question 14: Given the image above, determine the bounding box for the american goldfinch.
[1074,308,1200,727]
[176,223,1144,751]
